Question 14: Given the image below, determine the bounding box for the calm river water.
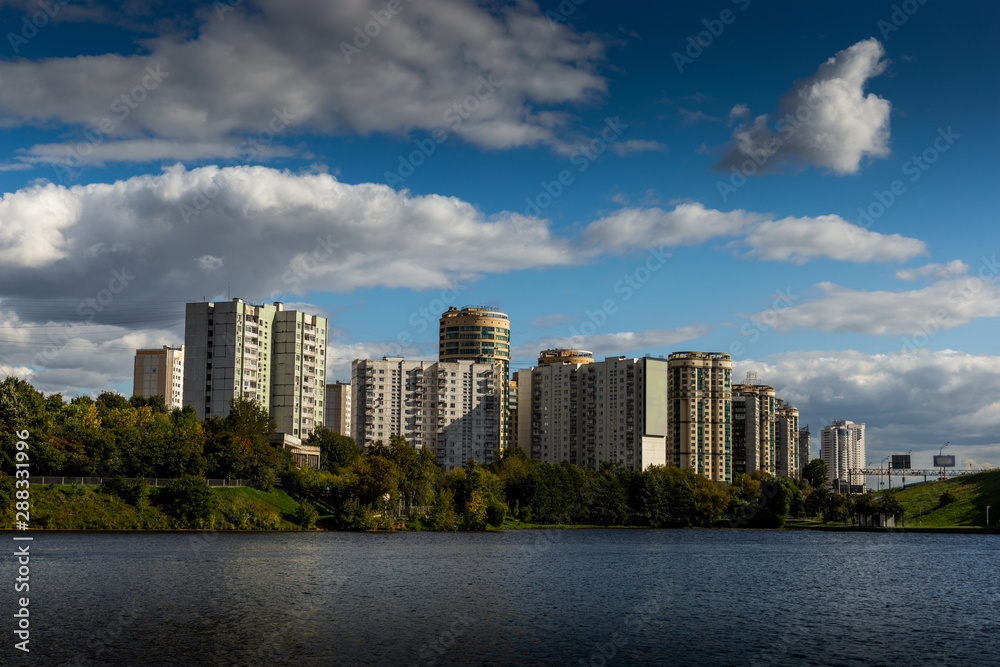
[3,529,998,665]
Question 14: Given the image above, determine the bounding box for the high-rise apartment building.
[515,360,587,466]
[821,420,866,492]
[352,357,502,469]
[515,356,670,471]
[183,299,327,438]
[507,378,518,451]
[133,345,184,410]
[775,399,800,478]
[799,426,812,469]
[439,306,511,448]
[324,382,352,436]
[731,383,777,477]
[667,352,733,483]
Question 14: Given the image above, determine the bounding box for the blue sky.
[0,0,997,470]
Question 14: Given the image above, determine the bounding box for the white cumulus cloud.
[715,38,891,175]
[0,0,607,165]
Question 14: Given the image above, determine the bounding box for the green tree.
[638,466,696,528]
[350,455,401,508]
[0,377,47,431]
[156,475,217,528]
[427,488,458,531]
[102,475,149,506]
[223,397,274,444]
[692,476,731,526]
[586,463,635,526]
[802,459,829,489]
[821,493,852,524]
[292,500,319,529]
[307,426,363,473]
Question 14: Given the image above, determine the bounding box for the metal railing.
[29,476,250,488]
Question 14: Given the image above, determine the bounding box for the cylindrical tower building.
[537,348,594,366]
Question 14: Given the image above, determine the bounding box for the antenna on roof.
[744,370,758,385]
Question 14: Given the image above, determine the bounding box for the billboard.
[891,454,911,470]
[934,455,956,467]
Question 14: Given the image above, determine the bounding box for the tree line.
[1,377,903,531]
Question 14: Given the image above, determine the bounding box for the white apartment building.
[133,345,184,410]
[183,299,327,438]
[515,356,671,472]
[351,357,502,469]
[821,420,866,492]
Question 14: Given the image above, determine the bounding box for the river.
[4,529,998,665]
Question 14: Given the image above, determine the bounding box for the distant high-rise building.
[516,356,671,471]
[507,378,519,452]
[439,306,510,371]
[731,383,776,477]
[667,352,733,483]
[439,306,511,448]
[775,399,800,478]
[183,299,327,438]
[352,357,502,470]
[133,345,184,410]
[798,426,812,469]
[515,359,589,467]
[324,382,352,436]
[821,420,866,492]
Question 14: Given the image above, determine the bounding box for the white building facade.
[183,299,327,438]
[351,357,502,470]
[515,356,672,472]
[821,420,866,492]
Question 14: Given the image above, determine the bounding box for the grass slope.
[5,484,307,531]
[884,470,1000,527]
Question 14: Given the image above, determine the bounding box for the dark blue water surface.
[2,529,998,665]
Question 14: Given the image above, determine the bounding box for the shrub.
[292,500,319,530]
[156,475,217,528]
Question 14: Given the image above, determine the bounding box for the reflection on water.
[5,529,998,665]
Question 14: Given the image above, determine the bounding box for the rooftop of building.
[441,305,508,319]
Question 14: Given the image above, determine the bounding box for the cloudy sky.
[0,0,997,470]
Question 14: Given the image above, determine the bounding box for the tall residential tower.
[183,299,327,438]
[133,345,184,410]
[667,352,733,483]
